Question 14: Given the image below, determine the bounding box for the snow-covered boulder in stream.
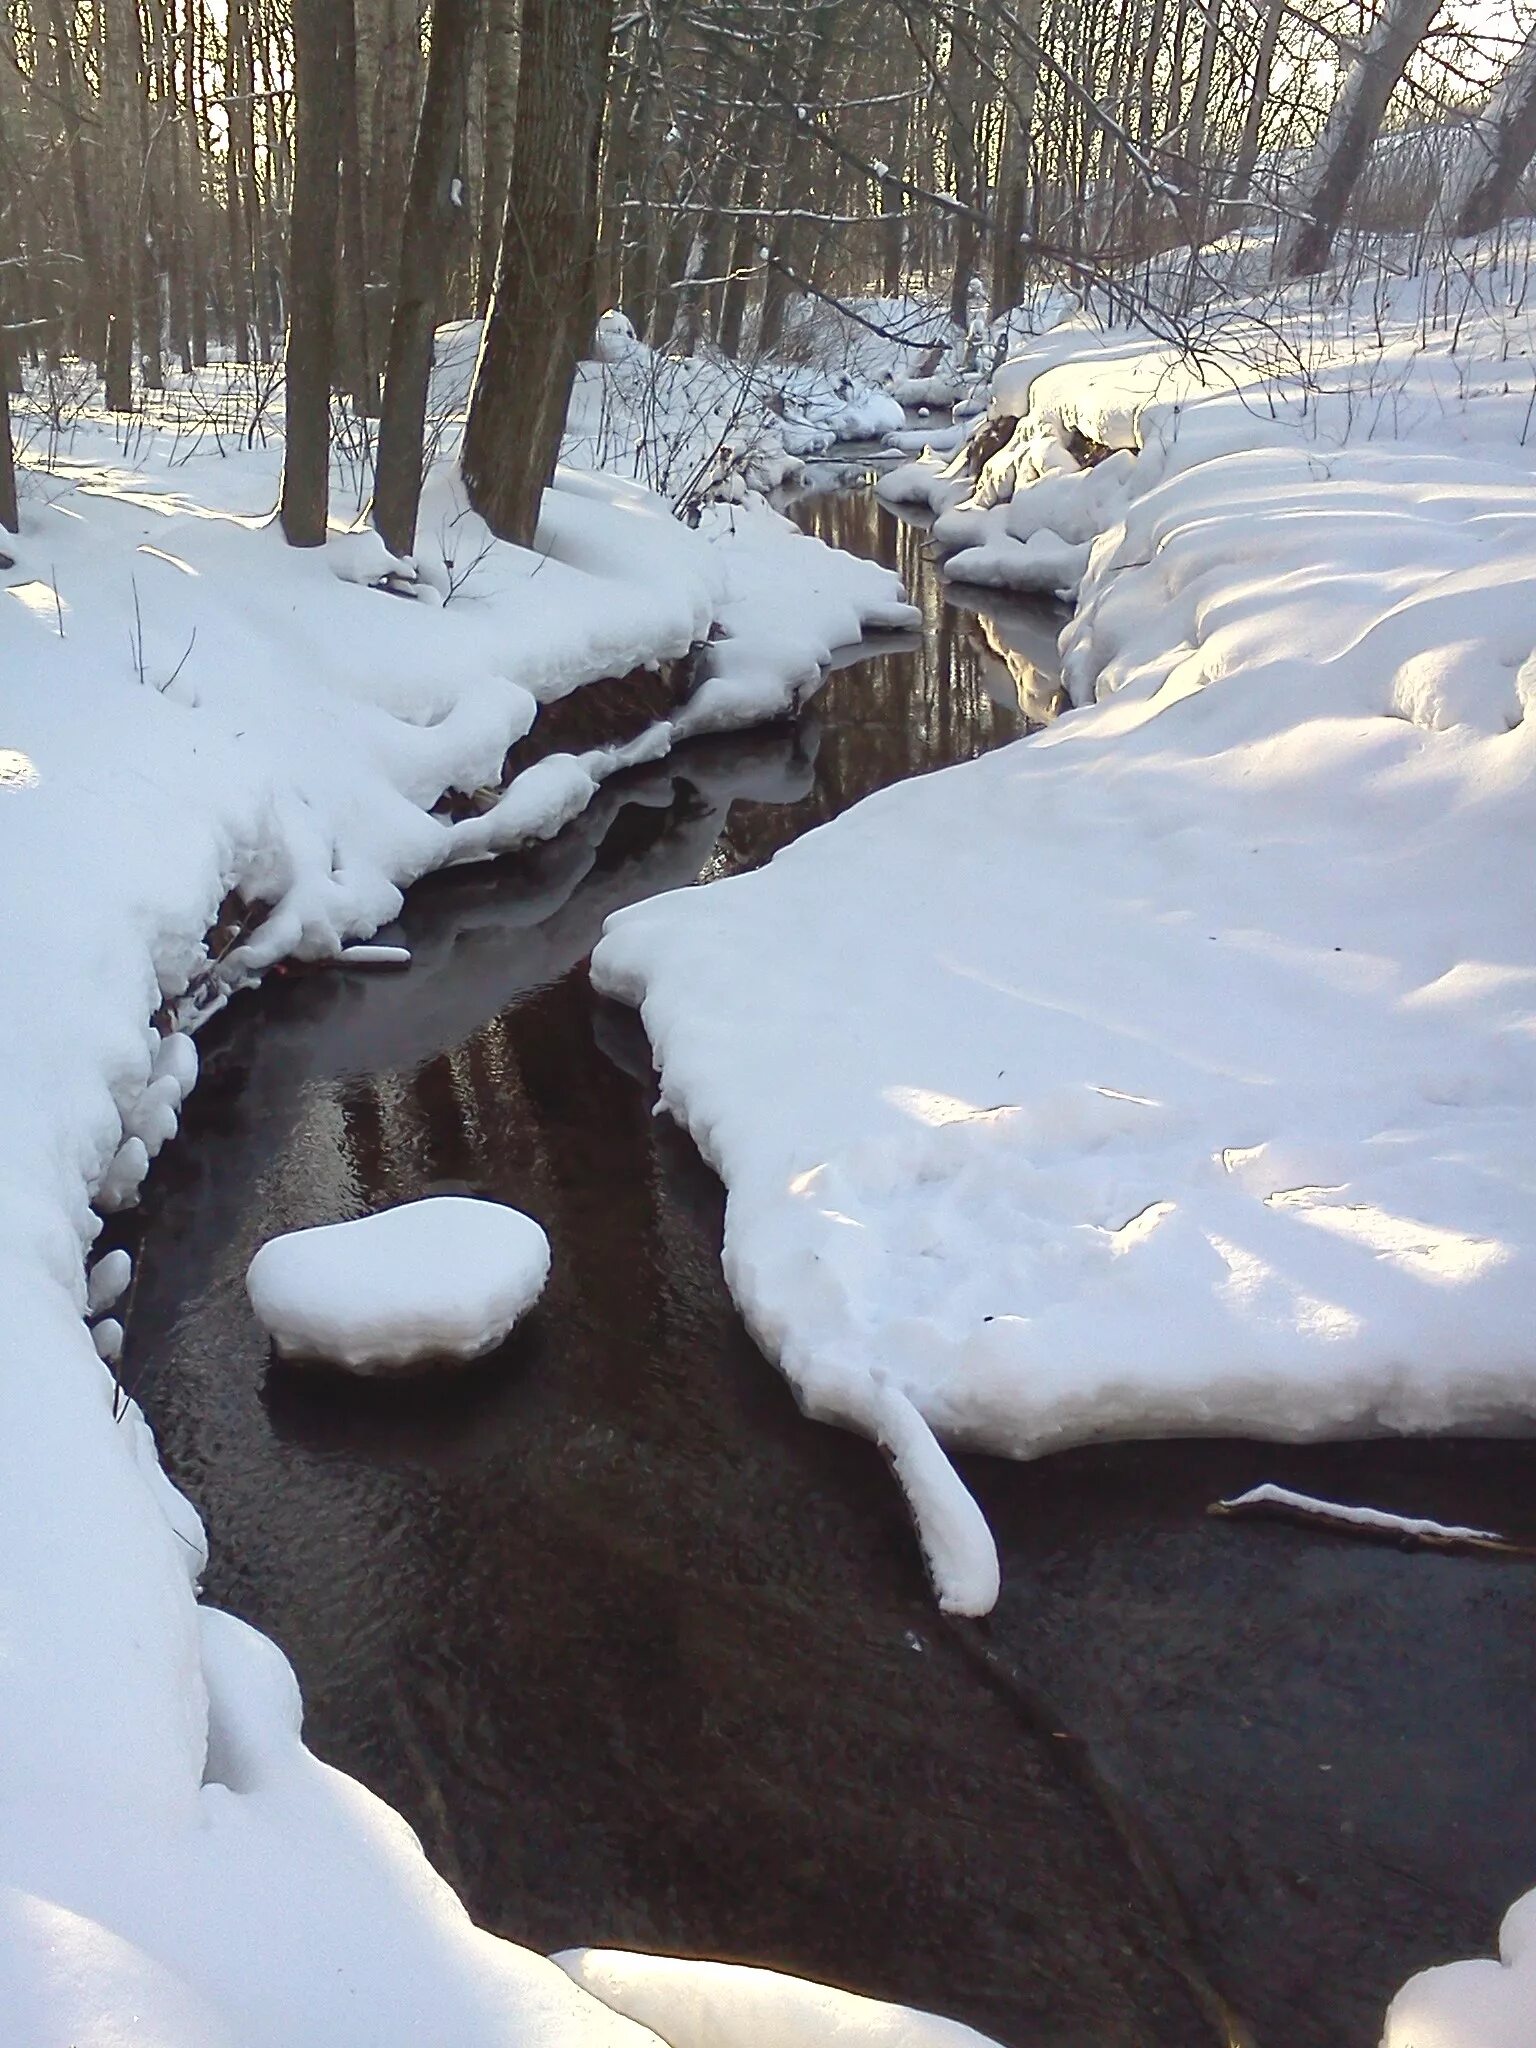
[246,1197,550,1372]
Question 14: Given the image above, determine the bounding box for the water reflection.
[129,748,1220,2047]
[787,479,1069,747]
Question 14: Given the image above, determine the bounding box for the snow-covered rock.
[246,1197,550,1372]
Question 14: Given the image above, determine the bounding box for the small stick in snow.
[1207,1483,1535,1557]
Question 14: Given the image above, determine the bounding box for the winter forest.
[3,0,1536,2045]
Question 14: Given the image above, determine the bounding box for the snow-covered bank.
[596,232,1536,1597]
[555,1950,1004,2047]
[590,235,1536,2030]
[0,381,910,2041]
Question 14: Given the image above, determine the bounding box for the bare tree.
[461,0,615,547]
[375,0,482,556]
[281,0,346,547]
[0,383,15,537]
[477,0,519,313]
[1448,20,1536,238]
[1274,0,1445,279]
[0,227,17,534]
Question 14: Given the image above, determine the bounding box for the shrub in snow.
[246,1196,550,1372]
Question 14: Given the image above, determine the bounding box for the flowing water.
[126,481,1536,2048]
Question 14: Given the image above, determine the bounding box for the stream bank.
[124,481,1536,2048]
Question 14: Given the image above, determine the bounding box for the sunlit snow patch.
[246,1196,549,1373]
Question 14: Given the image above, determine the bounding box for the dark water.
[125,485,1535,2048]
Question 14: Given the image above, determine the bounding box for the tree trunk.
[1226,0,1284,210]
[0,187,18,533]
[476,0,518,314]
[990,8,1040,315]
[134,0,165,394]
[42,0,106,361]
[337,0,378,411]
[882,80,910,298]
[1449,23,1536,237]
[281,0,345,546]
[0,371,15,532]
[102,0,140,409]
[461,0,614,548]
[717,157,765,358]
[1273,0,1443,279]
[375,0,480,556]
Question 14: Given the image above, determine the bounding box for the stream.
[126,480,1536,2048]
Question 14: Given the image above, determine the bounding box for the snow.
[91,1318,125,1366]
[593,249,1536,1565]
[554,1949,1004,2047]
[436,306,925,513]
[592,229,1536,2042]
[1216,1482,1508,1545]
[87,1248,133,1314]
[246,1196,550,1371]
[870,1379,1000,1616]
[0,333,910,2043]
[1383,1890,1536,2048]
[336,942,412,968]
[6,226,1536,2043]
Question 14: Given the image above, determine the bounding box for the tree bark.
[0,373,15,534]
[101,0,141,409]
[0,181,19,532]
[461,0,614,548]
[1226,0,1284,211]
[990,7,1040,315]
[1273,0,1443,279]
[281,0,345,546]
[375,0,481,556]
[336,0,378,411]
[41,0,106,361]
[476,0,518,314]
[1449,23,1536,238]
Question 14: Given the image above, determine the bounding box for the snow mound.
[553,1949,1004,2048]
[246,1197,549,1371]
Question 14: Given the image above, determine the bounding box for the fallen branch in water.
[1208,1483,1535,1556]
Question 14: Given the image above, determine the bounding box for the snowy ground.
[591,230,1536,2042]
[0,355,914,2044]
